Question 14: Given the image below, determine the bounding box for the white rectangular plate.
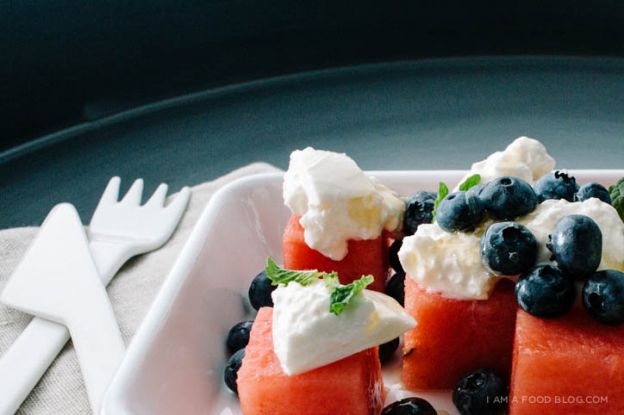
[103,169,624,415]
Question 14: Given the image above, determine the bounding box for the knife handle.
[0,240,130,415]
[0,318,70,415]
[65,284,126,414]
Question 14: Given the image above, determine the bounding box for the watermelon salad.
[221,138,624,415]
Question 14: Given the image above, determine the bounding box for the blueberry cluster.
[510,214,604,320]
[384,191,438,337]
[437,176,537,233]
[431,172,623,324]
[476,209,580,320]
[436,171,613,235]
[224,318,254,393]
[534,170,611,204]
[516,214,624,324]
[223,270,276,394]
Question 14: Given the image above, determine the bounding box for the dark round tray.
[2,57,624,228]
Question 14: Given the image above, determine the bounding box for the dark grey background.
[3,1,624,148]
[2,57,624,228]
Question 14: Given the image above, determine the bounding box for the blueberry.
[389,239,404,273]
[534,170,579,202]
[481,222,538,275]
[436,191,486,232]
[515,265,576,318]
[226,320,254,353]
[248,270,276,310]
[575,182,612,204]
[385,271,405,306]
[466,183,485,205]
[583,270,624,325]
[404,191,437,235]
[465,183,485,198]
[453,368,507,415]
[479,176,538,220]
[224,348,245,394]
[379,337,400,364]
[382,397,437,415]
[547,215,602,279]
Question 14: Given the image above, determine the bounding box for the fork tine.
[121,179,144,205]
[145,183,169,207]
[98,177,121,205]
[89,177,121,225]
[165,186,191,221]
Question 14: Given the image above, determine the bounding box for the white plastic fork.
[0,177,190,415]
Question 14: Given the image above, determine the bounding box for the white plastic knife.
[1,204,125,414]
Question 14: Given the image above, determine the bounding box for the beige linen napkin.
[0,163,281,414]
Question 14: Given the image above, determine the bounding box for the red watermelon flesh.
[282,215,387,291]
[237,307,385,415]
[402,277,517,390]
[509,306,624,415]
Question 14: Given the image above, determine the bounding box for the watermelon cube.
[282,215,387,291]
[509,307,624,414]
[402,277,517,390]
[238,307,385,415]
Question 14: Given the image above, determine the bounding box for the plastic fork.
[0,178,190,415]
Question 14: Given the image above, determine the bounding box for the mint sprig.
[263,258,374,315]
[264,257,333,286]
[609,177,624,222]
[326,275,374,315]
[458,174,481,192]
[432,182,449,221]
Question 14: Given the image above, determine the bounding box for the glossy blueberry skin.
[583,270,624,325]
[575,182,612,204]
[248,270,276,310]
[385,271,406,306]
[379,337,400,364]
[480,222,538,276]
[224,348,245,394]
[436,191,486,232]
[389,239,404,273]
[382,397,437,415]
[226,320,254,353]
[547,215,602,279]
[515,265,576,318]
[466,182,485,195]
[478,176,538,220]
[404,191,436,236]
[534,171,579,202]
[453,368,507,415]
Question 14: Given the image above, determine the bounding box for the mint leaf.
[264,258,373,315]
[609,177,624,222]
[264,257,334,286]
[459,174,481,192]
[432,182,449,221]
[323,273,340,289]
[328,275,374,315]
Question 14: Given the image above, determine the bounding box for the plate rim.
[6,55,624,165]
